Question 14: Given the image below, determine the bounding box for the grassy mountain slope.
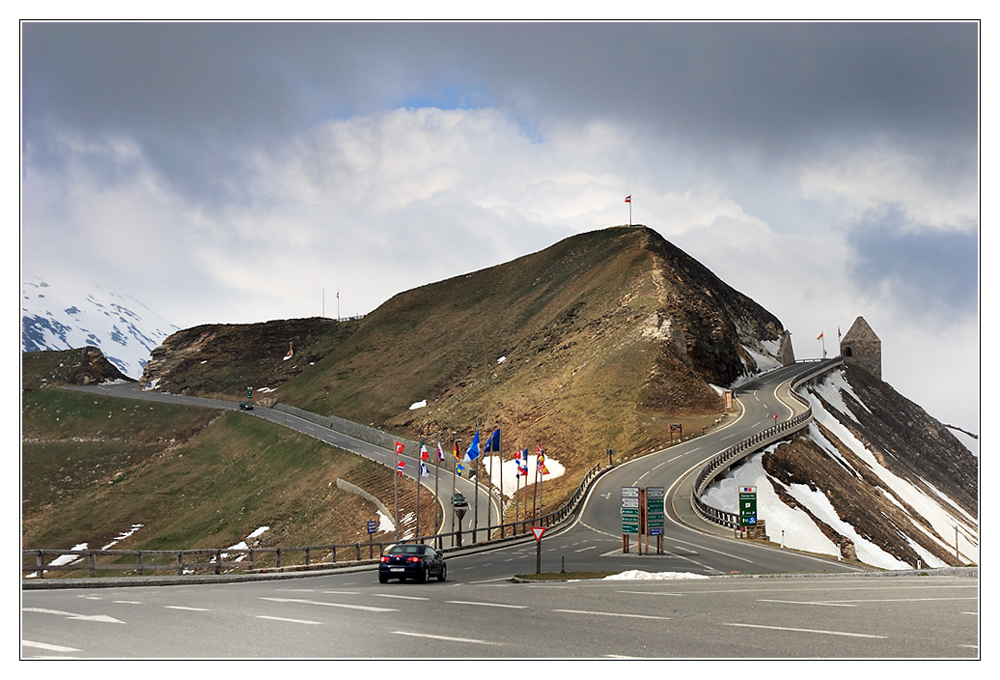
[141,225,787,515]
[21,369,434,555]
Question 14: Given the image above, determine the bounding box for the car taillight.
[380,555,390,562]
[407,556,420,563]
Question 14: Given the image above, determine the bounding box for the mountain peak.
[21,276,178,378]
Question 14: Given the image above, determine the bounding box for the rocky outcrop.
[22,346,134,392]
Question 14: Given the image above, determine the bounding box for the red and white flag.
[395,441,405,455]
[817,332,824,340]
[397,460,406,476]
[624,195,631,203]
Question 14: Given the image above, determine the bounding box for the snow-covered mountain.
[702,366,979,570]
[21,276,179,378]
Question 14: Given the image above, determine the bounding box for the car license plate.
[391,567,403,572]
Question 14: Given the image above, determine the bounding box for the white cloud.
[797,142,978,231]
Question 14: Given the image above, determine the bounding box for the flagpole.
[515,455,520,534]
[451,438,458,544]
[415,440,422,542]
[473,419,481,544]
[538,444,544,525]
[532,447,539,520]
[498,427,503,537]
[434,435,441,538]
[393,443,400,542]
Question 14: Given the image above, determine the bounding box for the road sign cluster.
[621,486,665,553]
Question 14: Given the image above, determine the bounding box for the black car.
[238,402,254,411]
[378,543,447,583]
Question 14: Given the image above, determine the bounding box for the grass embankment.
[22,388,436,555]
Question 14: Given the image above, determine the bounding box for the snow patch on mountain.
[21,275,178,378]
[702,372,978,570]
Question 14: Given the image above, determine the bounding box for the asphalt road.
[21,567,978,658]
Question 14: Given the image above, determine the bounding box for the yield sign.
[531,526,546,541]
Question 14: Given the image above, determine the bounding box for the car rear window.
[389,544,425,555]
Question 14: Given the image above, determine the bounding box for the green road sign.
[739,486,758,527]
[647,492,664,532]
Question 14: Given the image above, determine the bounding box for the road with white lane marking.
[21,569,977,658]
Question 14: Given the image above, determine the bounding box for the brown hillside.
[142,226,787,512]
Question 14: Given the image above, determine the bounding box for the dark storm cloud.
[847,204,979,322]
[23,21,978,160]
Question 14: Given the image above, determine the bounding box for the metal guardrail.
[691,358,843,529]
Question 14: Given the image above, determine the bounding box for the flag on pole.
[397,460,406,476]
[516,449,529,476]
[625,195,631,203]
[420,440,429,461]
[456,463,465,477]
[420,461,430,477]
[536,445,545,471]
[395,441,405,456]
[484,428,501,453]
[817,332,824,340]
[436,440,445,461]
[464,430,481,462]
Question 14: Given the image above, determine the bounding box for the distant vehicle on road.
[378,543,447,583]
[238,402,254,411]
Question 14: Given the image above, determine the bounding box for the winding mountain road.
[25,363,980,658]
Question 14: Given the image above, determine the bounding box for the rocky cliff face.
[22,346,133,392]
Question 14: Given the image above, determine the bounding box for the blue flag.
[456,463,465,477]
[464,430,480,462]
[483,428,501,453]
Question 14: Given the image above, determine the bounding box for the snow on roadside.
[604,570,710,581]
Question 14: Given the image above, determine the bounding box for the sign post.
[621,487,639,553]
[531,526,546,574]
[739,486,758,533]
[367,519,377,558]
[647,486,665,554]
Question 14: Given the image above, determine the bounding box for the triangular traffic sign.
[531,526,546,541]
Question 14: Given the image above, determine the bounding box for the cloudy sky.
[20,20,981,436]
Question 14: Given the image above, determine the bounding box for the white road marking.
[259,596,396,613]
[392,631,500,645]
[23,607,125,624]
[554,609,671,620]
[113,600,143,605]
[256,615,323,625]
[724,622,885,639]
[22,640,82,653]
[165,605,209,612]
[758,599,855,607]
[373,593,429,601]
[447,600,528,609]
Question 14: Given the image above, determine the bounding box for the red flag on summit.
[624,195,631,203]
[817,332,824,340]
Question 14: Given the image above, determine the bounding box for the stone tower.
[840,316,881,380]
